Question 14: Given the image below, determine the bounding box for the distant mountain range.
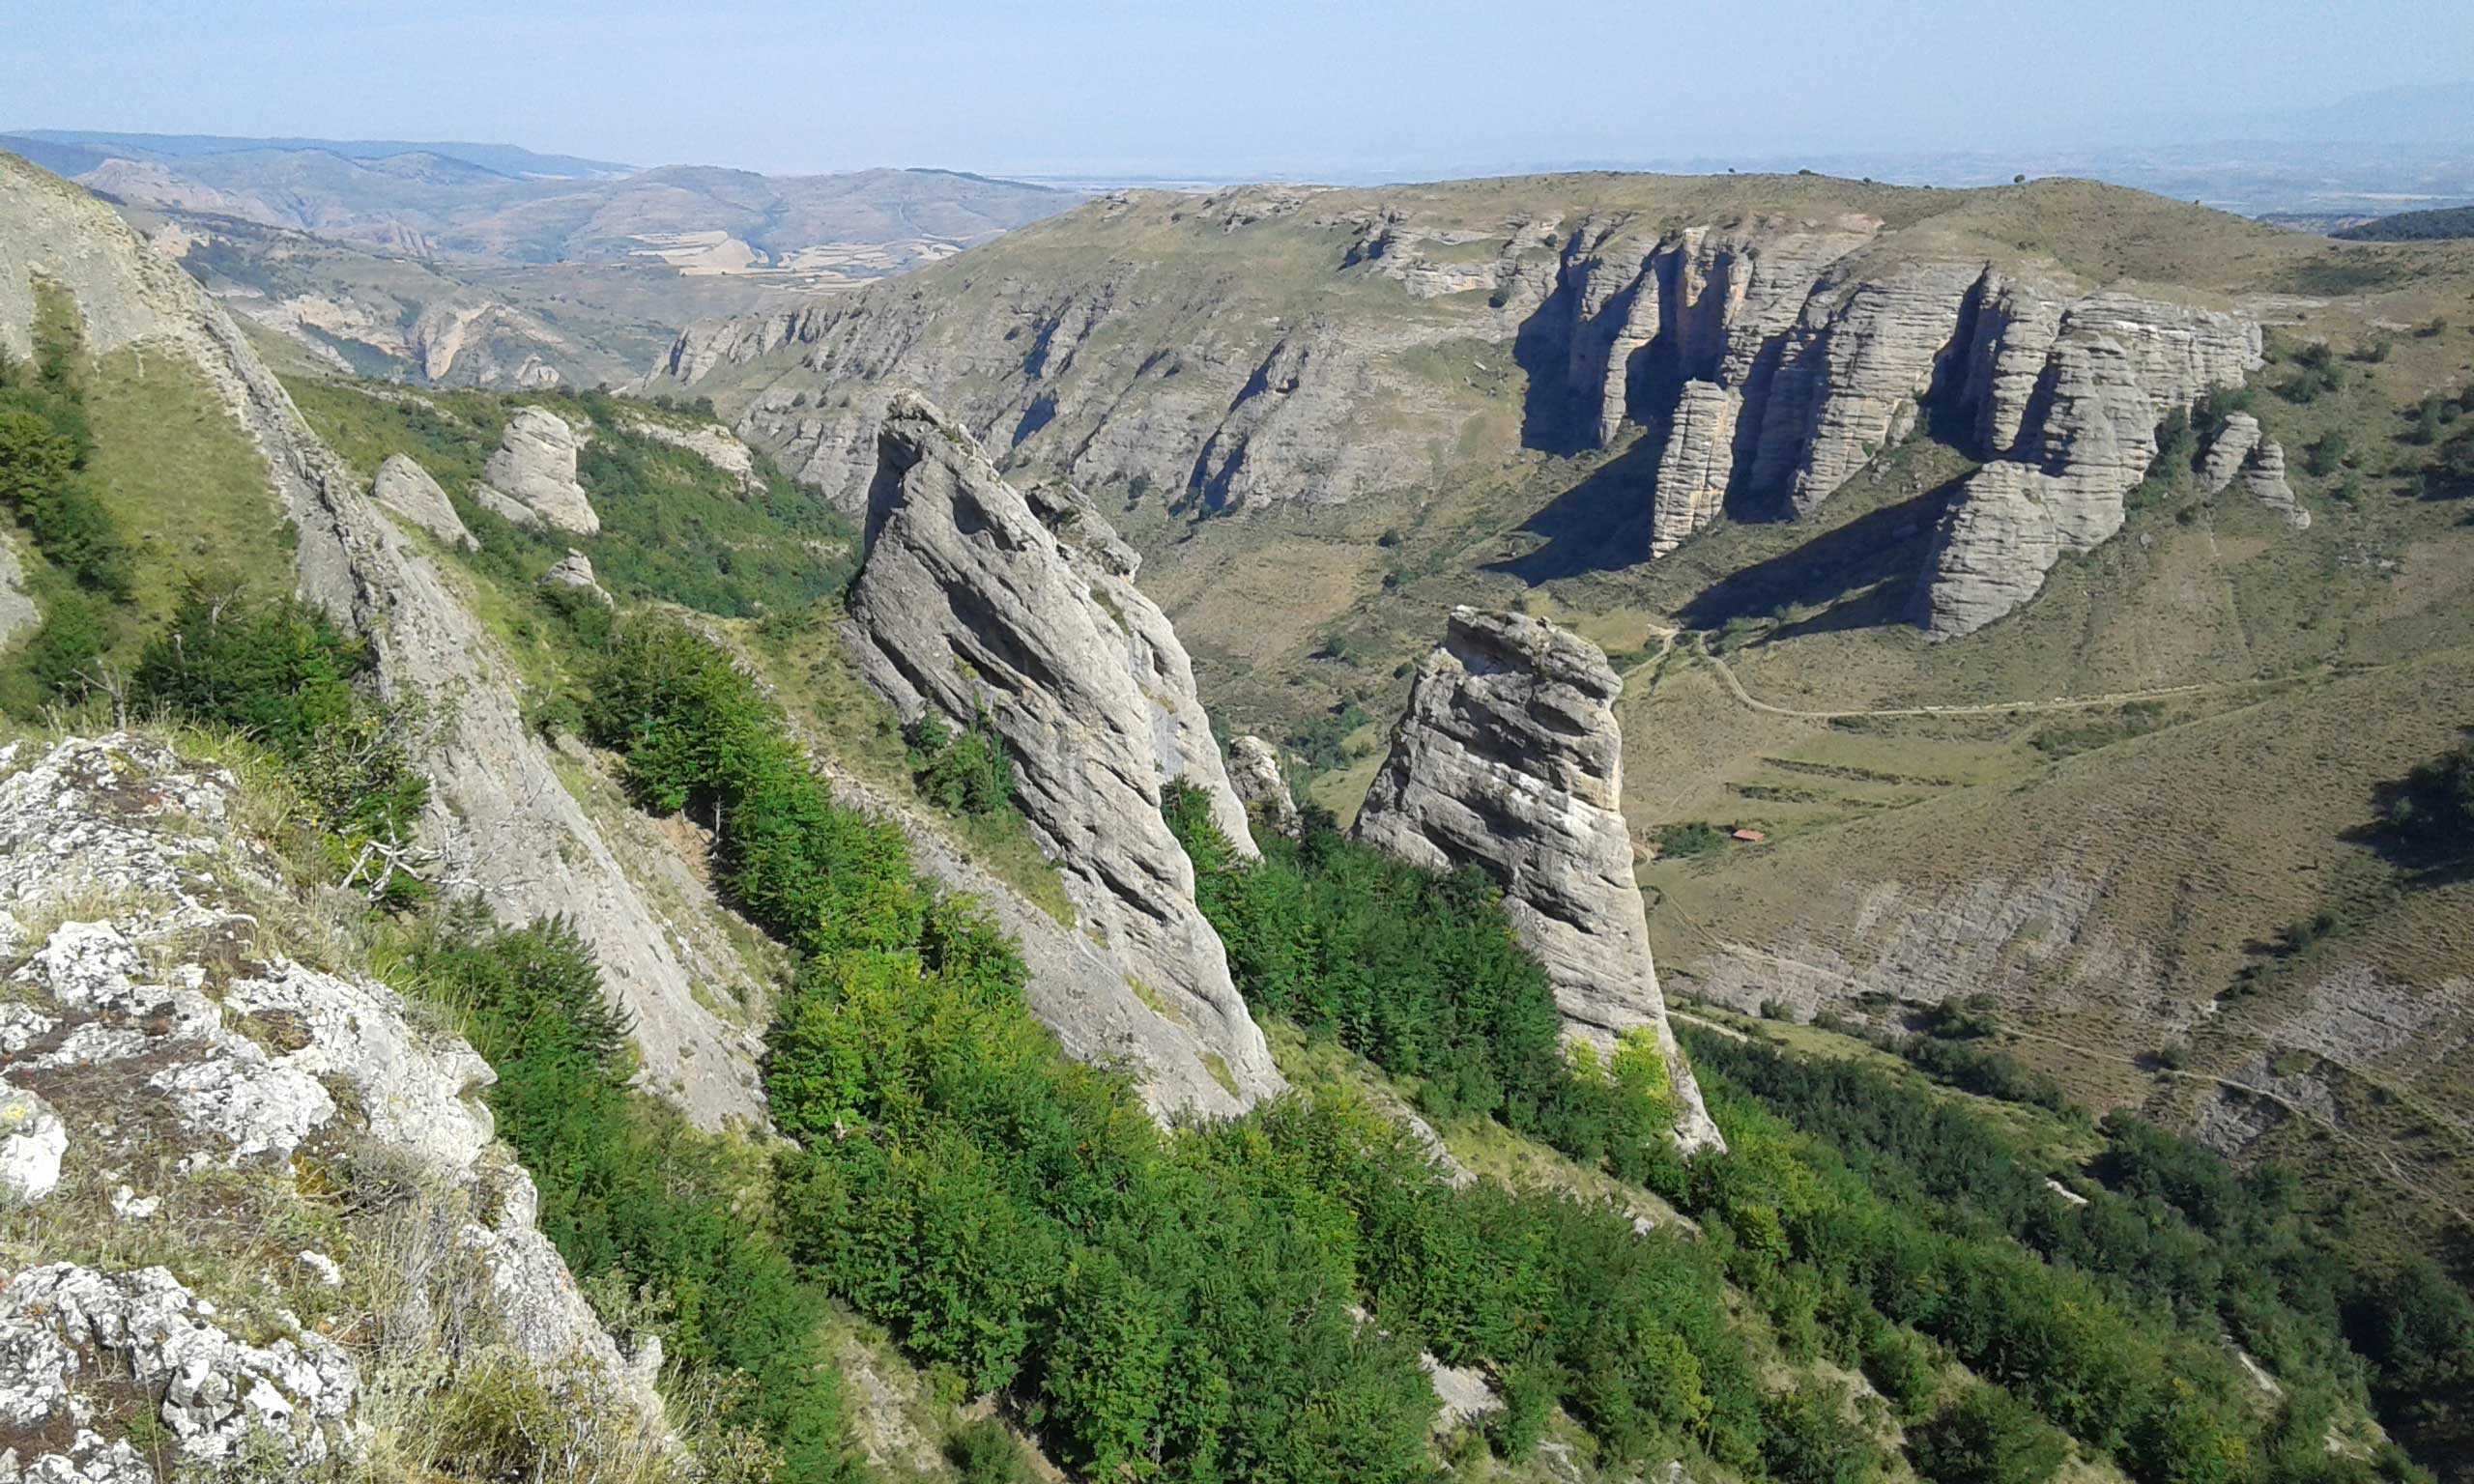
[0,129,1081,387]
[0,128,634,180]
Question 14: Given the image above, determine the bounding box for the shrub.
[1913,1386,2070,1484]
[1762,1383,1878,1484]
[133,585,429,899]
[907,708,1017,817]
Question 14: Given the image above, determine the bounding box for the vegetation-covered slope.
[2335,207,2474,243]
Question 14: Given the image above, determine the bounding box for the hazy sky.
[8,0,2471,177]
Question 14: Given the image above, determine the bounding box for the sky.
[6,0,2472,179]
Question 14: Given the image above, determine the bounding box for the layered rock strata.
[847,392,1281,1116]
[1353,608,1722,1153]
[648,184,2278,640]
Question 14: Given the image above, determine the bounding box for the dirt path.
[1628,624,2321,723]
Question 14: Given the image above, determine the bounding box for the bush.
[2307,433,2352,477]
[1762,1383,1878,1484]
[1655,821,1731,859]
[133,585,429,899]
[399,911,866,1484]
[907,708,1017,817]
[1913,1387,2069,1484]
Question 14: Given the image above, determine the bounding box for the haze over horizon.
[8,0,2471,182]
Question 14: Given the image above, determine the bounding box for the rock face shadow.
[1675,487,1959,631]
[1511,279,1595,456]
[1484,437,1661,583]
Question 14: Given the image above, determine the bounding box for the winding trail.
[1629,623,2329,722]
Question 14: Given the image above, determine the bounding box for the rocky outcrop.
[1651,380,1740,556]
[1227,735,1300,837]
[2201,413,2262,491]
[2242,439,2309,528]
[847,392,1280,1118]
[2201,414,2309,528]
[1913,463,2070,639]
[476,407,599,535]
[1915,296,2270,637]
[3,150,767,1129]
[0,733,665,1478]
[646,181,2281,644]
[1353,608,1720,1152]
[621,413,758,490]
[542,548,614,604]
[371,452,475,550]
[0,533,37,653]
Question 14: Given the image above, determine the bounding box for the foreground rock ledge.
[1355,608,1723,1154]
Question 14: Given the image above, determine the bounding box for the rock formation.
[475,406,600,535]
[3,150,767,1128]
[542,548,615,604]
[1651,380,1740,556]
[1353,608,1721,1152]
[847,392,1281,1117]
[622,412,759,490]
[1912,463,2069,640]
[2201,412,2262,490]
[0,733,665,1477]
[647,180,2290,641]
[2201,414,2309,528]
[2241,439,2310,528]
[371,452,475,549]
[1915,298,2269,638]
[1227,735,1301,837]
[0,533,37,652]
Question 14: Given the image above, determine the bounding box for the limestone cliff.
[846,392,1281,1117]
[1,152,766,1128]
[651,176,2288,641]
[1353,608,1721,1153]
[0,734,664,1479]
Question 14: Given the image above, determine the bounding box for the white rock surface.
[2201,412,2265,493]
[370,453,475,550]
[0,733,667,1476]
[848,392,1281,1118]
[1651,380,1740,556]
[0,1081,66,1202]
[1913,462,2068,640]
[476,407,600,535]
[541,548,614,605]
[1353,609,1721,1152]
[1226,735,1301,837]
[0,533,39,654]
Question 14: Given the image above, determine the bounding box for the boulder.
[0,1081,65,1202]
[1353,608,1721,1152]
[1226,735,1300,837]
[476,407,599,535]
[541,548,614,605]
[847,392,1281,1118]
[370,453,475,550]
